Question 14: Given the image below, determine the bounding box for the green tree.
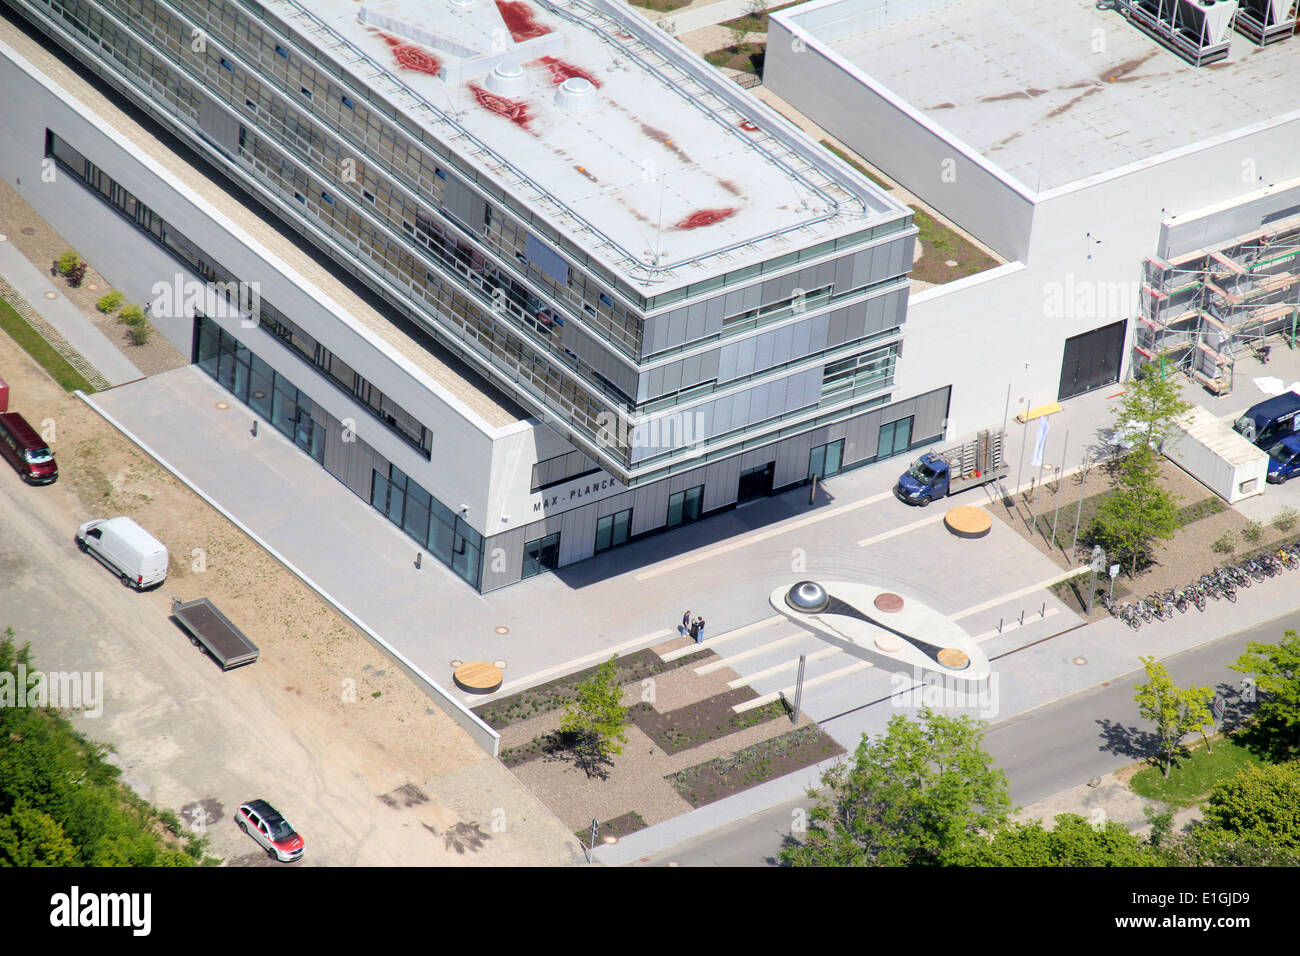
[0,809,79,867]
[781,708,1010,866]
[1134,656,1213,777]
[953,813,1154,867]
[558,657,627,778]
[1088,445,1181,575]
[1200,761,1300,850]
[1230,629,1300,759]
[1114,369,1191,455]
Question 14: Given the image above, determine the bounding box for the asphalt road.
[638,609,1299,866]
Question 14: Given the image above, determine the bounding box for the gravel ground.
[0,177,187,378]
[509,634,815,830]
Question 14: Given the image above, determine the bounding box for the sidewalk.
[0,237,142,387]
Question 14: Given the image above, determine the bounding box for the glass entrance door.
[736,461,776,503]
[878,416,914,460]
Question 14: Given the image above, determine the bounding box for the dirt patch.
[629,691,788,755]
[575,810,647,845]
[0,177,187,378]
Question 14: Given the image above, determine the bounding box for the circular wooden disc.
[944,506,992,538]
[875,633,904,653]
[454,660,503,694]
[874,592,904,612]
[937,648,971,670]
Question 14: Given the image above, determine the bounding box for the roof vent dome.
[486,61,528,97]
[555,76,597,112]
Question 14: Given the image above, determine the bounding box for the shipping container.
[1165,406,1269,504]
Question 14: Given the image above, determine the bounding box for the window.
[363,189,375,204]
[341,95,354,109]
[321,191,335,205]
[599,293,613,307]
[300,86,312,100]
[220,58,233,71]
[522,532,560,578]
[275,45,289,58]
[809,439,844,480]
[594,508,632,553]
[294,191,306,204]
[823,343,899,399]
[245,98,257,111]
[878,417,913,459]
[435,168,446,180]
[665,485,704,528]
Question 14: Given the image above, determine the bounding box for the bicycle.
[1170,588,1189,614]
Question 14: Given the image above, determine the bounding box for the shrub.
[1242,520,1264,544]
[127,321,153,347]
[1212,531,1237,555]
[56,250,80,275]
[1273,507,1298,533]
[118,304,145,326]
[96,291,125,313]
[66,262,87,288]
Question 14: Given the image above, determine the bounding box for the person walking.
[681,610,691,636]
[693,616,706,644]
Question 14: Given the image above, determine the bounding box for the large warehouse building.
[767,0,1300,433]
[1,0,950,592]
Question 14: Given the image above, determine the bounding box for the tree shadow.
[537,730,616,781]
[1095,716,1160,760]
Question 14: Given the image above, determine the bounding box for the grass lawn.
[0,295,96,393]
[628,0,694,11]
[704,42,765,73]
[820,141,893,192]
[1129,735,1266,807]
[909,205,1000,284]
[719,0,806,33]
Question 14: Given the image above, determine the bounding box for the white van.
[76,517,169,590]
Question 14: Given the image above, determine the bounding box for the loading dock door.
[1058,320,1125,401]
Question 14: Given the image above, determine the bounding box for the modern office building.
[1,0,951,591]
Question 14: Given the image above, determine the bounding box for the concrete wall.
[766,12,1036,263]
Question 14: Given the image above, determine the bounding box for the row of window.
[195,314,484,589]
[44,129,435,460]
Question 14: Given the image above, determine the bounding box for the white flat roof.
[277,0,904,289]
[800,0,1300,192]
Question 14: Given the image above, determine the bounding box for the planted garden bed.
[668,725,843,807]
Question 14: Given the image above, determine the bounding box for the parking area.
[0,346,579,867]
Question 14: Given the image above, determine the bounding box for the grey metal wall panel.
[723,289,746,318]
[685,300,708,341]
[681,353,702,388]
[742,284,762,311]
[772,324,794,364]
[754,331,775,371]
[649,314,668,353]
[700,349,720,381]
[648,365,665,395]
[810,312,830,350]
[731,388,751,425]
[712,394,734,434]
[736,336,757,377]
[790,316,812,357]
[669,308,690,347]
[845,302,867,340]
[706,457,742,509]
[717,343,738,383]
[705,295,726,332]
[827,308,849,347]
[661,360,683,393]
[865,293,886,332]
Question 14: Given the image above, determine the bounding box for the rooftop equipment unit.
[1115,0,1239,65]
[1233,0,1297,44]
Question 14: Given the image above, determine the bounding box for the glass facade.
[197,315,482,589]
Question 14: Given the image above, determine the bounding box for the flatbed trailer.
[170,597,259,670]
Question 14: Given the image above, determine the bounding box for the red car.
[236,800,304,862]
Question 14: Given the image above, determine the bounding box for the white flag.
[1031,417,1050,467]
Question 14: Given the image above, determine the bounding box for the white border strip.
[76,389,502,757]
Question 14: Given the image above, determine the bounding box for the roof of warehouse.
[793,0,1300,193]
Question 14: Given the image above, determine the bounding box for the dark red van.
[0,412,58,484]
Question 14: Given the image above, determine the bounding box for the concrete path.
[0,237,142,386]
[655,0,757,34]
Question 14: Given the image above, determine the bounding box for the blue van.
[1266,435,1300,484]
[1233,392,1300,448]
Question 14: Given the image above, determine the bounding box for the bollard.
[415,552,422,570]
[1019,610,1024,626]
[251,419,258,437]
[997,617,1003,633]
[1041,601,1045,618]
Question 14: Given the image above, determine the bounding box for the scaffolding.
[1135,212,1300,395]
